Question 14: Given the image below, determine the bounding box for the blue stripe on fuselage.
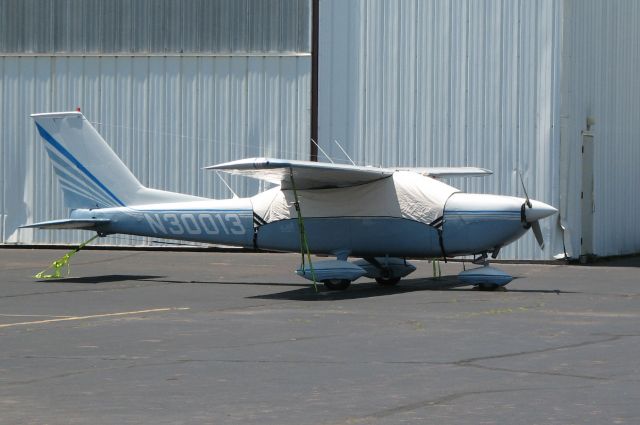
[446,210,520,215]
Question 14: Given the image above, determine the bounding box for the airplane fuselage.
[70,189,538,258]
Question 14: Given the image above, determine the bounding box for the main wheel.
[323,279,351,291]
[375,277,401,286]
[476,283,502,291]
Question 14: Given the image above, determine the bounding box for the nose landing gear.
[458,252,513,290]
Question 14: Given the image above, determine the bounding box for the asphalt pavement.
[1,248,639,425]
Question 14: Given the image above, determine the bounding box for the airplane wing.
[207,158,491,189]
[408,167,493,179]
[20,218,111,230]
[207,158,393,189]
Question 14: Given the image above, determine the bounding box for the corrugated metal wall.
[5,0,639,258]
[0,0,310,54]
[1,56,310,245]
[318,0,563,260]
[561,0,640,257]
[0,0,311,245]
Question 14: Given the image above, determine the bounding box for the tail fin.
[32,112,203,208]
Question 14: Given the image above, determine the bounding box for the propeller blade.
[531,221,544,249]
[518,171,532,208]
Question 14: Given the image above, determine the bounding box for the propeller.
[531,221,545,249]
[518,171,545,250]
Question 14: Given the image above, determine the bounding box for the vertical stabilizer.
[31,112,204,208]
[32,112,141,208]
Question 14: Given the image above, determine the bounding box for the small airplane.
[22,111,557,290]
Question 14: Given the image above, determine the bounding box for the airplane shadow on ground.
[38,275,577,300]
[36,275,310,289]
[146,279,309,288]
[248,276,578,301]
[36,275,164,284]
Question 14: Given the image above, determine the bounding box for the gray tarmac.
[0,248,639,425]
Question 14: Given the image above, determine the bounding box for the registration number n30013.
[143,212,246,236]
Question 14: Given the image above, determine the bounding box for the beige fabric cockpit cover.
[251,171,459,225]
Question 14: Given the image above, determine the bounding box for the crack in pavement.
[461,362,606,381]
[0,282,165,300]
[326,386,590,424]
[2,367,122,386]
[453,334,622,365]
[6,334,637,386]
[368,387,542,418]
[439,334,640,382]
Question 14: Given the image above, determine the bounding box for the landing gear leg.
[472,253,489,266]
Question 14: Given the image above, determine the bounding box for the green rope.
[34,234,99,280]
[432,259,442,279]
[289,169,318,292]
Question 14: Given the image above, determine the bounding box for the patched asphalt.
[1,248,639,425]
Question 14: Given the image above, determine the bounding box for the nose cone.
[524,200,558,222]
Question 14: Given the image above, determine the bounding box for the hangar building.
[1,0,639,261]
[0,0,311,247]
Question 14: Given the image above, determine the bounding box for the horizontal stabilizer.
[20,218,110,230]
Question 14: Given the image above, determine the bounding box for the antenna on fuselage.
[310,138,334,163]
[333,139,356,165]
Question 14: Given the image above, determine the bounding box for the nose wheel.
[323,279,351,291]
[375,276,401,286]
[476,282,505,291]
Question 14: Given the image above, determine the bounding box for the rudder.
[32,112,142,209]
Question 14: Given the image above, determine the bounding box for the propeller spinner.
[518,172,557,249]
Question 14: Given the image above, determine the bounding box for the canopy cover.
[251,171,459,225]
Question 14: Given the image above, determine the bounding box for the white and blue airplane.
[23,112,557,290]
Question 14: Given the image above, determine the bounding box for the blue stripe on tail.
[36,123,126,207]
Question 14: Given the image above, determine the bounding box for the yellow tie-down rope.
[431,259,442,278]
[289,168,318,292]
[34,234,99,280]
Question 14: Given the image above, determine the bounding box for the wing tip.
[30,111,84,119]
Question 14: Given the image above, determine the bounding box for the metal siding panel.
[413,1,431,171]
[2,55,310,245]
[197,58,214,197]
[564,0,640,257]
[319,0,563,260]
[166,57,183,193]
[322,0,349,164]
[0,0,310,54]
[229,57,250,195]
[0,58,4,241]
[2,58,27,243]
[265,58,282,158]
[296,56,311,160]
[212,57,233,195]
[20,59,36,243]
